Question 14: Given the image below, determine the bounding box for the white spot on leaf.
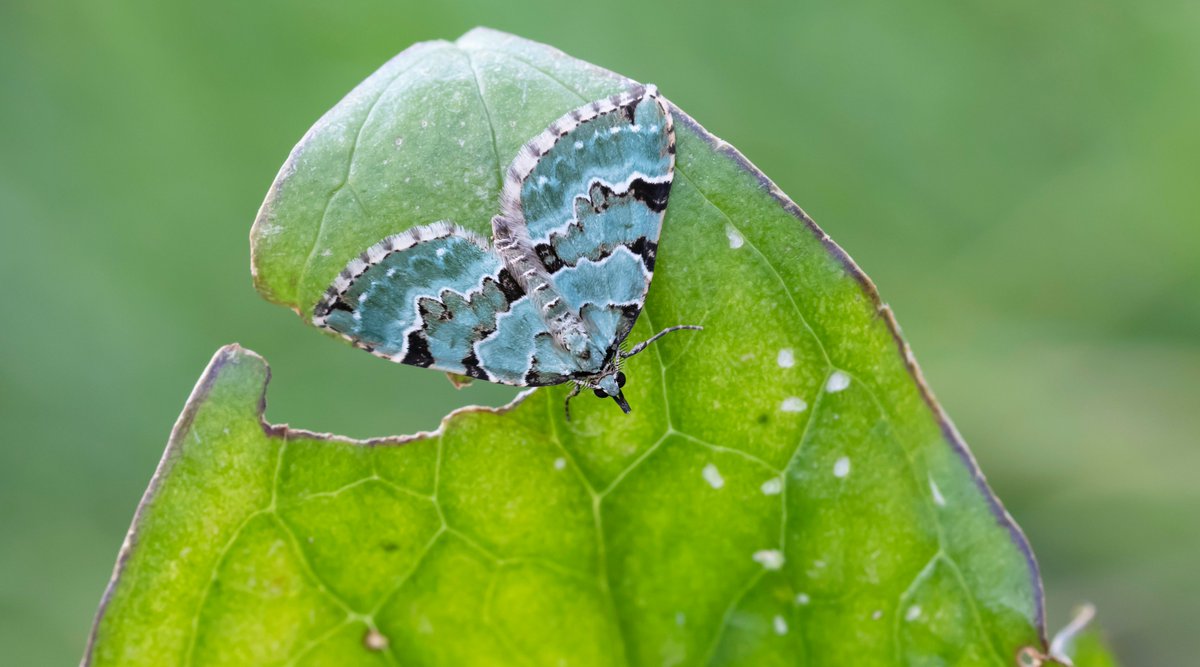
[781,397,807,412]
[760,478,783,495]
[930,477,946,507]
[725,224,744,249]
[795,593,810,605]
[825,370,851,392]
[702,463,724,489]
[364,628,389,651]
[777,348,795,368]
[833,456,851,478]
[554,457,566,470]
[753,549,785,570]
[872,609,883,620]
[773,615,789,635]
[905,605,922,621]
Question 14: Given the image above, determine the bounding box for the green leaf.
[88,28,1052,666]
[1042,606,1121,667]
[1064,629,1122,667]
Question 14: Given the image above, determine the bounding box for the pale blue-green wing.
[497,85,676,350]
[312,222,575,386]
[474,296,584,386]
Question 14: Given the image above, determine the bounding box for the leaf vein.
[295,51,438,303]
[461,49,505,193]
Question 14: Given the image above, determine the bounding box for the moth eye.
[616,372,627,388]
[593,388,608,398]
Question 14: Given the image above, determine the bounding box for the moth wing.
[313,222,575,386]
[499,84,676,350]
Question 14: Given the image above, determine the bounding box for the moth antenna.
[621,325,704,359]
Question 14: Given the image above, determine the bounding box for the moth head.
[591,371,630,413]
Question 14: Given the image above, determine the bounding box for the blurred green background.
[1,0,1195,664]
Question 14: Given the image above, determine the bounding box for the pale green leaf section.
[88,28,1051,666]
[1065,629,1122,667]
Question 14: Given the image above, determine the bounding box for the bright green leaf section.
[1067,629,1123,667]
[89,29,1049,666]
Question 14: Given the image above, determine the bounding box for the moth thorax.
[558,325,603,370]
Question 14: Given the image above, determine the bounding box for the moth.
[313,84,700,417]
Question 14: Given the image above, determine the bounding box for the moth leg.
[563,383,583,421]
[622,325,704,359]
